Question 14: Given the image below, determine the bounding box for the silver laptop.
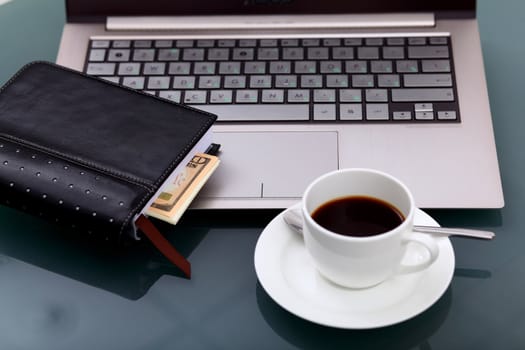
[56,0,504,209]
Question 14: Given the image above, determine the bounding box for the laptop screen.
[66,0,476,21]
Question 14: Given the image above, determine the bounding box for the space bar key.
[188,104,310,121]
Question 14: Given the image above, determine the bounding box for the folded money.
[146,153,220,225]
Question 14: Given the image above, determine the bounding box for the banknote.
[146,153,220,224]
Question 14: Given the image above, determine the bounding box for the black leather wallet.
[0,61,217,277]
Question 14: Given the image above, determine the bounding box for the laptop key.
[158,48,180,61]
[196,39,215,47]
[143,62,166,75]
[182,48,205,61]
[393,111,412,120]
[437,111,457,120]
[224,76,246,88]
[408,45,449,59]
[258,48,279,60]
[86,63,115,75]
[193,104,309,121]
[134,40,152,48]
[371,60,393,73]
[365,89,388,102]
[113,40,131,48]
[184,91,207,104]
[88,49,106,62]
[357,47,379,59]
[118,63,141,75]
[320,61,343,73]
[269,62,291,74]
[239,39,257,47]
[404,74,453,87]
[314,104,336,120]
[122,76,145,89]
[210,90,233,103]
[386,37,405,45]
[408,37,426,45]
[287,89,310,103]
[198,76,221,89]
[92,40,110,48]
[340,104,363,120]
[260,39,277,47]
[107,49,130,62]
[168,62,191,75]
[282,47,304,60]
[245,62,267,74]
[352,75,374,88]
[391,88,454,102]
[366,104,389,120]
[339,89,362,102]
[261,90,285,103]
[147,76,170,89]
[219,62,241,74]
[345,61,367,73]
[155,40,173,48]
[250,75,272,88]
[326,75,349,88]
[332,47,354,59]
[295,61,316,74]
[422,59,451,72]
[396,60,418,73]
[344,38,362,46]
[415,111,434,120]
[314,89,336,102]
[233,48,255,60]
[173,76,196,89]
[176,40,194,48]
[158,90,181,103]
[235,90,259,103]
[133,49,155,61]
[307,47,329,60]
[300,75,323,88]
[430,37,449,45]
[377,74,400,87]
[275,75,297,88]
[383,46,404,59]
[194,62,216,74]
[208,48,230,60]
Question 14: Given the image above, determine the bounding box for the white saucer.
[254,203,455,329]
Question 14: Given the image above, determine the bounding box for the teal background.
[1,0,524,348]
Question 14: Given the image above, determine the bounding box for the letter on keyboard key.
[189,105,310,121]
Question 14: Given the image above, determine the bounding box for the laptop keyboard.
[84,36,459,123]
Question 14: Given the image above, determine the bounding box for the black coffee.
[311,195,405,237]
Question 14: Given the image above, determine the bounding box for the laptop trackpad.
[201,131,338,198]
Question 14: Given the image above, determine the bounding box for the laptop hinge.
[107,13,435,31]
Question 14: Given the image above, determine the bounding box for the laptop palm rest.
[200,131,338,199]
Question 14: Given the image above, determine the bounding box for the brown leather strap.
[135,214,191,278]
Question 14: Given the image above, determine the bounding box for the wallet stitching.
[0,133,154,241]
[0,134,153,191]
[0,61,217,241]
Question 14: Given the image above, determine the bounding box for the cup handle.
[398,232,440,274]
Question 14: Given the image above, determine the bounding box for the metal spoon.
[282,207,495,240]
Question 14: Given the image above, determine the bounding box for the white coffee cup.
[301,168,439,289]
